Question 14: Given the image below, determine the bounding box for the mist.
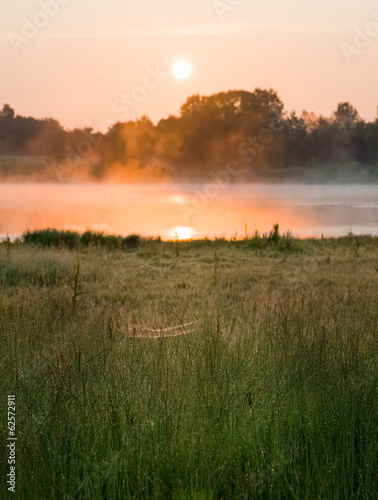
[1,90,378,185]
[1,183,377,241]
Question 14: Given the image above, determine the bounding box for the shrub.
[122,234,142,251]
[268,223,280,244]
[102,235,122,250]
[23,229,80,249]
[81,231,105,247]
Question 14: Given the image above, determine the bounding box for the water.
[1,183,378,240]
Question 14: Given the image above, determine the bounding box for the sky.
[1,0,378,131]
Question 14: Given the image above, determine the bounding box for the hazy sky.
[1,0,378,130]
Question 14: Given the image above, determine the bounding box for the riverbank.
[1,156,378,184]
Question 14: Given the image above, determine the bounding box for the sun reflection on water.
[1,184,377,239]
[171,226,193,240]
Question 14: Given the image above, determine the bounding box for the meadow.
[0,230,377,499]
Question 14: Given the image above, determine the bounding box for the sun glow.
[173,60,191,79]
[172,226,193,240]
[171,194,186,204]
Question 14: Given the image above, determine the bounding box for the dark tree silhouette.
[0,91,378,182]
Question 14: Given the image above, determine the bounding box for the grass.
[21,226,300,253]
[0,232,377,499]
[23,230,150,252]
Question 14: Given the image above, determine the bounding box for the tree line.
[1,89,378,181]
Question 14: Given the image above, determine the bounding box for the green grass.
[0,235,377,499]
[23,229,153,252]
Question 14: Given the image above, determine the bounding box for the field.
[0,233,377,499]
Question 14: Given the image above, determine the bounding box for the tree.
[0,105,16,153]
[0,104,15,120]
[333,102,359,128]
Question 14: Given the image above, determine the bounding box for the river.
[1,183,378,240]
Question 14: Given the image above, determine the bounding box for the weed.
[3,234,12,259]
[69,249,83,311]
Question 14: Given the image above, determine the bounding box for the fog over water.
[1,184,378,240]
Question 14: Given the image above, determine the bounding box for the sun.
[173,60,192,79]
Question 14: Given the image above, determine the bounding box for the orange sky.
[1,0,378,130]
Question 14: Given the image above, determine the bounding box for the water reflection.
[171,226,194,241]
[0,183,378,240]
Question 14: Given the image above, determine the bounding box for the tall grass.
[0,237,377,499]
[23,229,148,252]
[22,225,306,253]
